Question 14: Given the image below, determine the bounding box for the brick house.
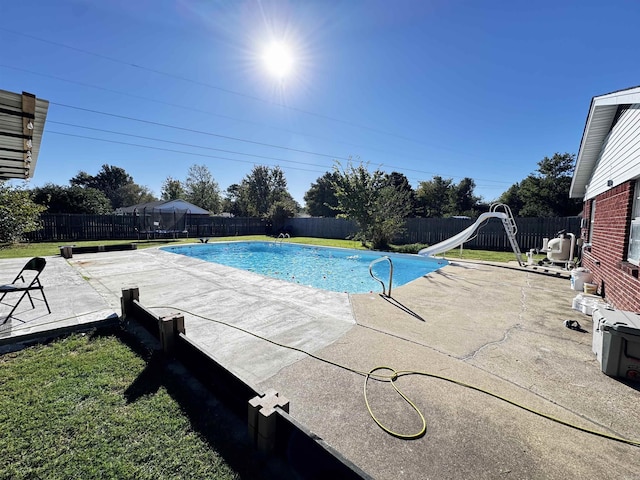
[570,86,640,312]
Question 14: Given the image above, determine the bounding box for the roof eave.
[0,89,49,180]
[570,86,640,199]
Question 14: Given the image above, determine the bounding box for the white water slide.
[418,205,523,265]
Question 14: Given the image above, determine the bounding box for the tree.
[498,152,581,217]
[331,161,412,249]
[268,197,299,232]
[71,164,132,209]
[242,165,293,218]
[449,177,480,216]
[414,175,480,217]
[244,166,273,217]
[161,176,185,201]
[31,184,112,214]
[497,183,524,214]
[118,183,156,207]
[384,172,417,216]
[304,171,340,217]
[221,184,247,216]
[184,164,221,213]
[70,164,155,209]
[415,176,453,217]
[0,182,46,243]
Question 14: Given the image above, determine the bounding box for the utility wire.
[0,63,423,162]
[48,103,510,186]
[47,131,327,174]
[50,101,347,161]
[48,121,508,189]
[0,28,451,148]
[49,121,333,170]
[1,62,512,185]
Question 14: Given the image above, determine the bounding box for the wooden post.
[120,287,139,319]
[248,389,290,454]
[159,314,185,355]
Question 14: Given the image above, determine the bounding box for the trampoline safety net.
[134,207,190,238]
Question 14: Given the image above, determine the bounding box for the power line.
[47,128,509,198]
[0,63,396,157]
[2,62,514,184]
[51,101,347,161]
[0,29,517,187]
[49,103,512,185]
[49,120,333,170]
[49,125,510,193]
[47,131,327,175]
[1,62,513,185]
[0,28,439,147]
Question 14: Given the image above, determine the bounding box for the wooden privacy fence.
[27,213,580,252]
[286,216,581,252]
[188,216,267,238]
[27,214,268,242]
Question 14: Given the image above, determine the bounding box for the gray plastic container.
[592,308,640,381]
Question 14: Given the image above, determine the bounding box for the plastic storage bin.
[572,293,604,315]
[591,307,640,381]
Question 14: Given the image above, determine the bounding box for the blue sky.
[2,0,640,206]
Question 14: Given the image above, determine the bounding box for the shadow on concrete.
[617,378,640,393]
[380,295,425,322]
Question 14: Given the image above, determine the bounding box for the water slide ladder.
[492,203,524,266]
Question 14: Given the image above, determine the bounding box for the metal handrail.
[369,256,393,297]
[491,202,518,235]
[274,233,290,244]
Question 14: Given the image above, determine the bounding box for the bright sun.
[262,41,294,79]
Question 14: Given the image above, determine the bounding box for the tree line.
[0,152,581,245]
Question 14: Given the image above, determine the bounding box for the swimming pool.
[162,241,447,294]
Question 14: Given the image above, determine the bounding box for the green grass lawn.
[0,235,527,263]
[0,331,277,480]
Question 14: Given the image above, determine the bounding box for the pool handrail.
[274,233,291,245]
[369,256,393,297]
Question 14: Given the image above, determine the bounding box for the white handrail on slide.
[418,204,523,265]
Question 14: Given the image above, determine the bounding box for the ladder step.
[501,217,523,266]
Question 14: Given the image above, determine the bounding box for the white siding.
[585,104,640,200]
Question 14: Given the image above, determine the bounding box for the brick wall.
[581,181,640,311]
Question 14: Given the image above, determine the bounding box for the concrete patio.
[1,247,638,479]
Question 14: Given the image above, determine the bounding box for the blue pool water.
[162,241,447,294]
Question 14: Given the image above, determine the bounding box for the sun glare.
[262,41,294,79]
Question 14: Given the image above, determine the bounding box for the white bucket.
[570,268,593,291]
